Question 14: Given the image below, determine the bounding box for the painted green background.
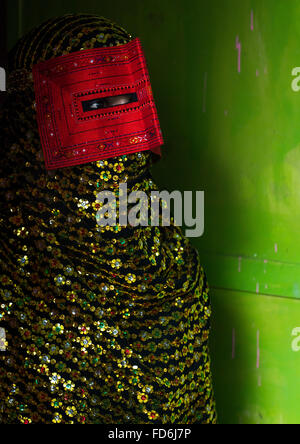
[6,0,300,424]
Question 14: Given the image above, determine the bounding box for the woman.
[0,13,217,424]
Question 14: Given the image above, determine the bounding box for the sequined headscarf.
[0,14,217,424]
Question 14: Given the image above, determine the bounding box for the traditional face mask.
[32,38,163,170]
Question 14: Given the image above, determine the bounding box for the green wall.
[7,0,300,424]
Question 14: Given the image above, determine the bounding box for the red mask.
[32,38,163,170]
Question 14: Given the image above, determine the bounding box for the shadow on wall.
[0,0,7,108]
[209,290,252,424]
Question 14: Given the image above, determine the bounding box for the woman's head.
[3,13,162,175]
[2,14,133,175]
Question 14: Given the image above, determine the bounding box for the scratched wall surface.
[6,0,300,424]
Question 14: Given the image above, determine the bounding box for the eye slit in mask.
[82,93,138,112]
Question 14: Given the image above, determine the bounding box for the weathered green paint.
[210,288,300,424]
[6,0,300,424]
[201,251,300,300]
